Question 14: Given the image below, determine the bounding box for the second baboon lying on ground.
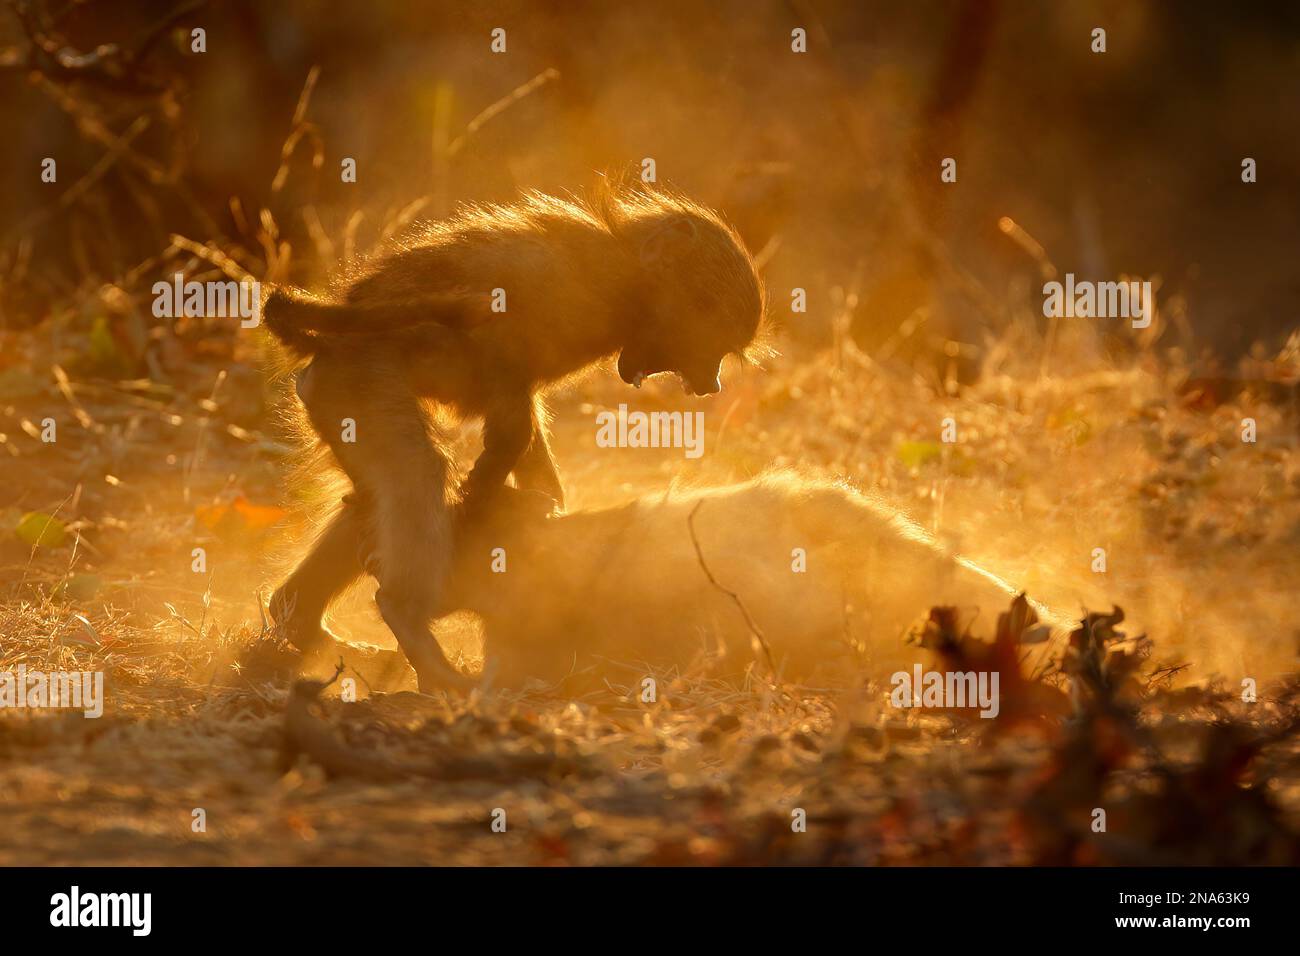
[264,182,767,691]
[317,472,1058,691]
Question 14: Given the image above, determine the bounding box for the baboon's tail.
[262,286,485,357]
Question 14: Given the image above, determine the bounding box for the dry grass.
[2,291,1298,863]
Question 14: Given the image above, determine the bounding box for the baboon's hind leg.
[301,354,473,692]
[270,497,368,652]
[374,587,475,691]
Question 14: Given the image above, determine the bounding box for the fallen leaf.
[196,495,287,536]
[65,613,101,646]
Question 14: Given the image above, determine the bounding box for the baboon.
[264,183,767,690]
[434,473,1067,690]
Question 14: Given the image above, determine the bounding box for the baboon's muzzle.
[683,366,722,396]
[294,361,317,404]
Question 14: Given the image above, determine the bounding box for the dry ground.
[1,312,1298,865]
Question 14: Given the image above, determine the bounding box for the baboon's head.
[608,191,767,396]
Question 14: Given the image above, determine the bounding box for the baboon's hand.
[459,485,558,529]
[511,487,561,518]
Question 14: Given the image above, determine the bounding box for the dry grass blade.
[270,65,324,194]
[167,233,254,282]
[446,67,560,158]
[686,500,779,679]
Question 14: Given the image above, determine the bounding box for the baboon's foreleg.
[269,496,368,653]
[299,353,473,692]
[510,395,566,512]
[460,392,536,519]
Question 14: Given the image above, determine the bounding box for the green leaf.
[88,315,119,367]
[897,440,943,470]
[16,511,68,548]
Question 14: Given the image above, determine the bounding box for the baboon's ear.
[639,217,698,267]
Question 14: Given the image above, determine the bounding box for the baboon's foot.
[374,588,476,694]
[268,586,338,655]
[294,624,353,666]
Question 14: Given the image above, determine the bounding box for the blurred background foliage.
[1,0,1297,369]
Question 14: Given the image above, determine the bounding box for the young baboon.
[265,182,767,691]
[436,473,1068,690]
